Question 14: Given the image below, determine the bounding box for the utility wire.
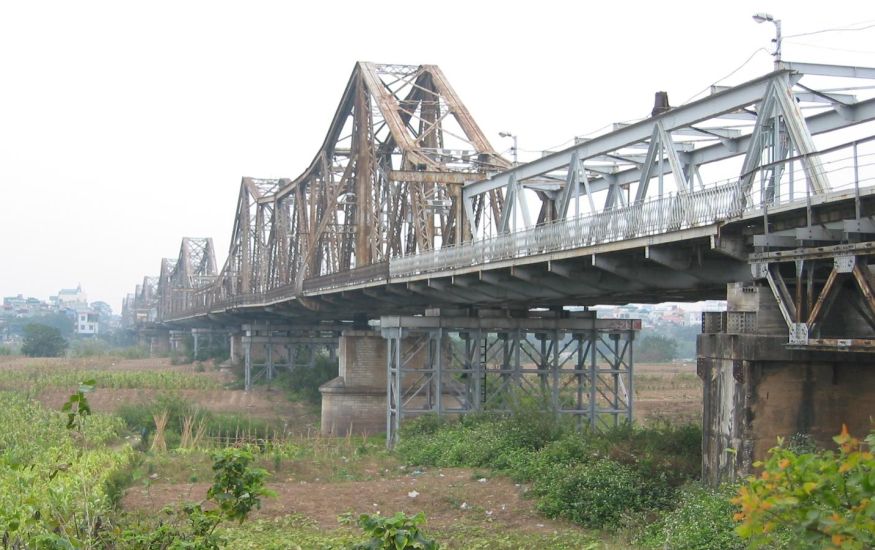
[680,48,770,106]
[783,40,875,55]
[784,21,875,39]
[509,19,875,157]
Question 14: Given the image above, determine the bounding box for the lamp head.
[498,131,513,138]
[752,12,774,23]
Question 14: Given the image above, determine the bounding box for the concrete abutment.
[698,282,875,484]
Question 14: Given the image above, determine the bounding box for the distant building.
[2,294,52,318]
[76,311,99,335]
[51,285,88,311]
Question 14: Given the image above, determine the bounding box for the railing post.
[854,140,861,222]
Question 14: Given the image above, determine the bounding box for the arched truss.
[209,62,509,302]
[128,61,875,322]
[151,237,218,318]
[121,275,158,328]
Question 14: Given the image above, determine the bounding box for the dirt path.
[123,467,572,535]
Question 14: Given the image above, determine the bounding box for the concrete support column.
[699,282,875,485]
[169,330,186,353]
[320,329,414,436]
[229,331,243,366]
[148,330,170,356]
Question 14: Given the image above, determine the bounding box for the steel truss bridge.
[123,60,875,435]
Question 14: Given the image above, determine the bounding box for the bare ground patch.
[633,361,702,424]
[122,468,577,535]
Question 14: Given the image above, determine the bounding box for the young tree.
[637,334,677,362]
[21,323,68,357]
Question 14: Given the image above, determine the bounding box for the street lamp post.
[499,131,518,166]
[753,12,782,67]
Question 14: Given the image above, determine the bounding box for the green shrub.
[117,394,283,448]
[208,446,275,523]
[533,458,647,530]
[0,393,131,545]
[397,408,704,533]
[400,413,447,437]
[596,421,701,487]
[734,427,875,548]
[636,483,744,549]
[353,512,438,550]
[115,345,150,359]
[506,432,592,483]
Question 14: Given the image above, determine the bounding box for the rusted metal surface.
[301,262,389,293]
[120,61,875,327]
[751,242,875,351]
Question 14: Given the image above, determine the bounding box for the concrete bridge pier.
[169,330,187,353]
[241,323,339,391]
[229,330,243,366]
[143,329,170,356]
[699,279,875,485]
[320,329,427,436]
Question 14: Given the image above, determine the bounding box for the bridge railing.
[390,181,745,277]
[161,138,875,321]
[302,262,390,293]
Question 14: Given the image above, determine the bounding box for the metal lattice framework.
[205,63,509,305]
[382,312,639,445]
[461,62,875,240]
[121,275,158,328]
[154,237,218,319]
[124,60,875,324]
[750,242,875,351]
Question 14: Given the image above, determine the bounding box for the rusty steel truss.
[123,237,219,327]
[122,61,875,333]
[205,63,509,309]
[751,242,875,351]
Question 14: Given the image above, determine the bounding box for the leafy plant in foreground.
[352,511,438,550]
[732,425,875,548]
[122,445,276,548]
[61,378,95,431]
[207,446,275,523]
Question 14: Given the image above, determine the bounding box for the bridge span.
[123,60,875,483]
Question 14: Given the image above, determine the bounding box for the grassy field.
[0,354,708,548]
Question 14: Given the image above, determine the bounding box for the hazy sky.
[2,0,875,312]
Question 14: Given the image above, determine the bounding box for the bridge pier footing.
[145,329,170,356]
[698,282,875,485]
[319,329,424,437]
